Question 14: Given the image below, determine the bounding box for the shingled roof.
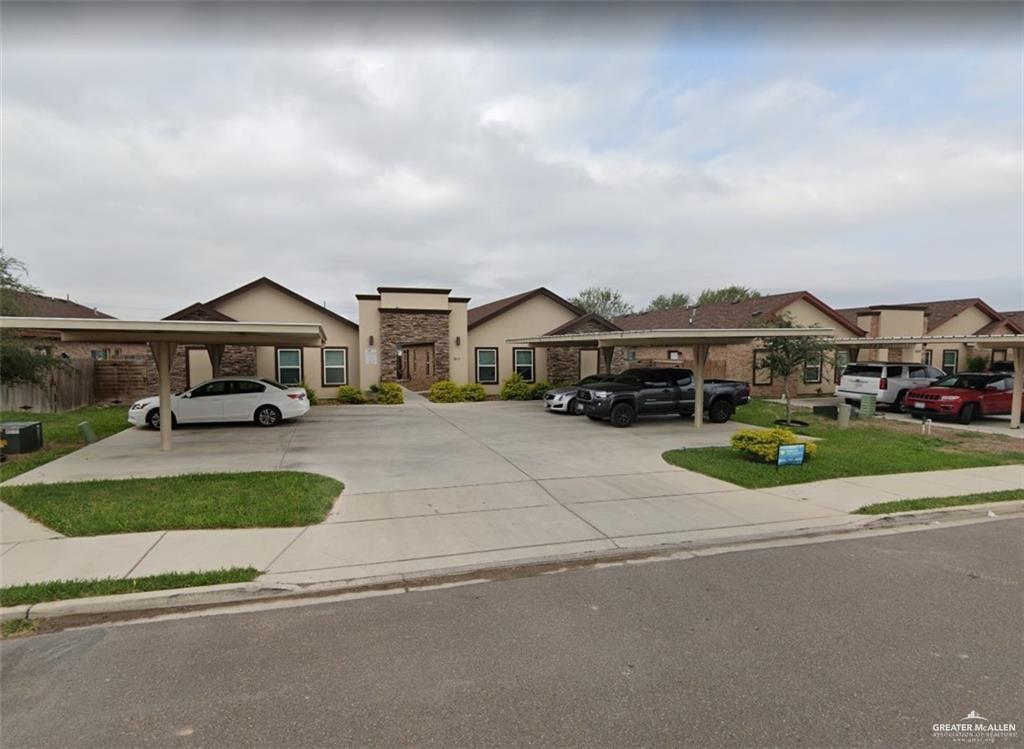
[614,291,863,335]
[838,298,1023,334]
[2,288,114,319]
[468,287,584,329]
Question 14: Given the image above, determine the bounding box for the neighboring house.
[0,288,147,360]
[613,292,866,397]
[165,277,359,400]
[837,299,1024,374]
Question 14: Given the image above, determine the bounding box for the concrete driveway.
[8,397,1016,588]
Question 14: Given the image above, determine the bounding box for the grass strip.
[854,489,1024,515]
[0,567,259,607]
[1,407,130,483]
[1,471,343,536]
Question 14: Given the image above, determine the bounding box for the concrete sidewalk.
[2,465,1020,588]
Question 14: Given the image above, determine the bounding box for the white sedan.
[128,377,310,429]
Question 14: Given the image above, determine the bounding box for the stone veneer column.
[378,311,451,382]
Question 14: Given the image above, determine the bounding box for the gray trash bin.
[837,403,852,428]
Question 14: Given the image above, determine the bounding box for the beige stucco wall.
[467,295,580,393]
[208,284,360,398]
[188,349,213,383]
[448,301,470,384]
[922,305,994,372]
[357,298,382,388]
[379,292,449,310]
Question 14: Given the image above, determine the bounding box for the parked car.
[128,377,310,429]
[904,372,1019,424]
[991,361,1016,373]
[837,362,945,412]
[576,368,750,427]
[543,375,606,415]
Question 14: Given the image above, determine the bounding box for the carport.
[507,327,835,428]
[0,317,325,450]
[831,334,1024,429]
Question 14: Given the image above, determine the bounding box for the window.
[992,349,1008,362]
[626,350,637,362]
[322,348,347,386]
[667,350,681,361]
[834,350,850,383]
[191,381,229,398]
[672,371,693,387]
[513,348,535,382]
[941,349,959,375]
[803,352,823,384]
[753,350,773,386]
[277,348,302,385]
[232,380,265,394]
[908,366,928,379]
[922,350,933,365]
[476,348,498,384]
[91,349,109,360]
[643,372,672,388]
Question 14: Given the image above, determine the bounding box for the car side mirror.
[183,392,192,398]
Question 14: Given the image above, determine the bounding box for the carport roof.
[0,317,326,346]
[507,327,836,348]
[831,334,1024,348]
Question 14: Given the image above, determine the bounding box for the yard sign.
[776,443,806,468]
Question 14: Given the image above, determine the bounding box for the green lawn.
[1,471,343,536]
[0,567,259,607]
[1,406,130,482]
[664,400,1023,489]
[855,489,1024,515]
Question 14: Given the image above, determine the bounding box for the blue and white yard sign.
[777,443,806,467]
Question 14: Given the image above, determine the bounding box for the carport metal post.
[1012,347,1024,430]
[149,341,177,452]
[206,344,225,377]
[691,343,709,429]
[599,346,614,375]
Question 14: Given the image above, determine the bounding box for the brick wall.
[379,311,450,382]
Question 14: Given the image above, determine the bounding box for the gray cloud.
[3,3,1022,319]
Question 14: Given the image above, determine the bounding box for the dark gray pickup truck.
[577,367,750,427]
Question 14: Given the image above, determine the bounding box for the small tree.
[965,354,988,373]
[697,286,760,305]
[758,314,833,424]
[0,249,59,384]
[570,286,634,319]
[645,292,692,312]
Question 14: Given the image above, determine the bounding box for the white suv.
[837,362,946,412]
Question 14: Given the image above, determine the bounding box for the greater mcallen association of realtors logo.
[933,710,1017,742]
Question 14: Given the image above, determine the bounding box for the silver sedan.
[543,375,606,415]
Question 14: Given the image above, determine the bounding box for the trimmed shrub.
[528,381,551,400]
[730,428,817,464]
[500,372,531,400]
[377,381,404,405]
[459,383,487,402]
[966,354,988,373]
[429,380,463,403]
[336,385,367,404]
[300,382,319,405]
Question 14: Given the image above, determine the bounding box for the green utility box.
[0,422,44,454]
[858,394,877,419]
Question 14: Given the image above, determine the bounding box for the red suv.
[905,372,1018,424]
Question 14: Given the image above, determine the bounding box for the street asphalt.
[2,519,1021,748]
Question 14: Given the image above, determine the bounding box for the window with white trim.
[513,348,535,382]
[277,348,302,385]
[476,348,498,384]
[322,348,347,386]
[803,352,823,384]
[941,349,958,375]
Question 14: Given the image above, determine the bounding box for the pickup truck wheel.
[891,391,907,413]
[958,403,976,424]
[609,403,636,428]
[707,399,733,423]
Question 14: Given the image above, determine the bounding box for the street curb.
[2,504,1021,628]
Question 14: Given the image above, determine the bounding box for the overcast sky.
[3,2,1022,320]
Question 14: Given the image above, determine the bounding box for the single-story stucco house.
[158,279,1024,400]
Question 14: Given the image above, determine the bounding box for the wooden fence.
[1,358,95,413]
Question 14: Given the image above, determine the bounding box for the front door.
[404,344,435,391]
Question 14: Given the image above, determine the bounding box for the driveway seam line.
[418,401,620,548]
[277,421,302,471]
[122,531,168,579]
[325,502,556,525]
[345,479,537,497]
[264,526,310,572]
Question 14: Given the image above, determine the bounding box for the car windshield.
[260,378,288,390]
[931,374,998,391]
